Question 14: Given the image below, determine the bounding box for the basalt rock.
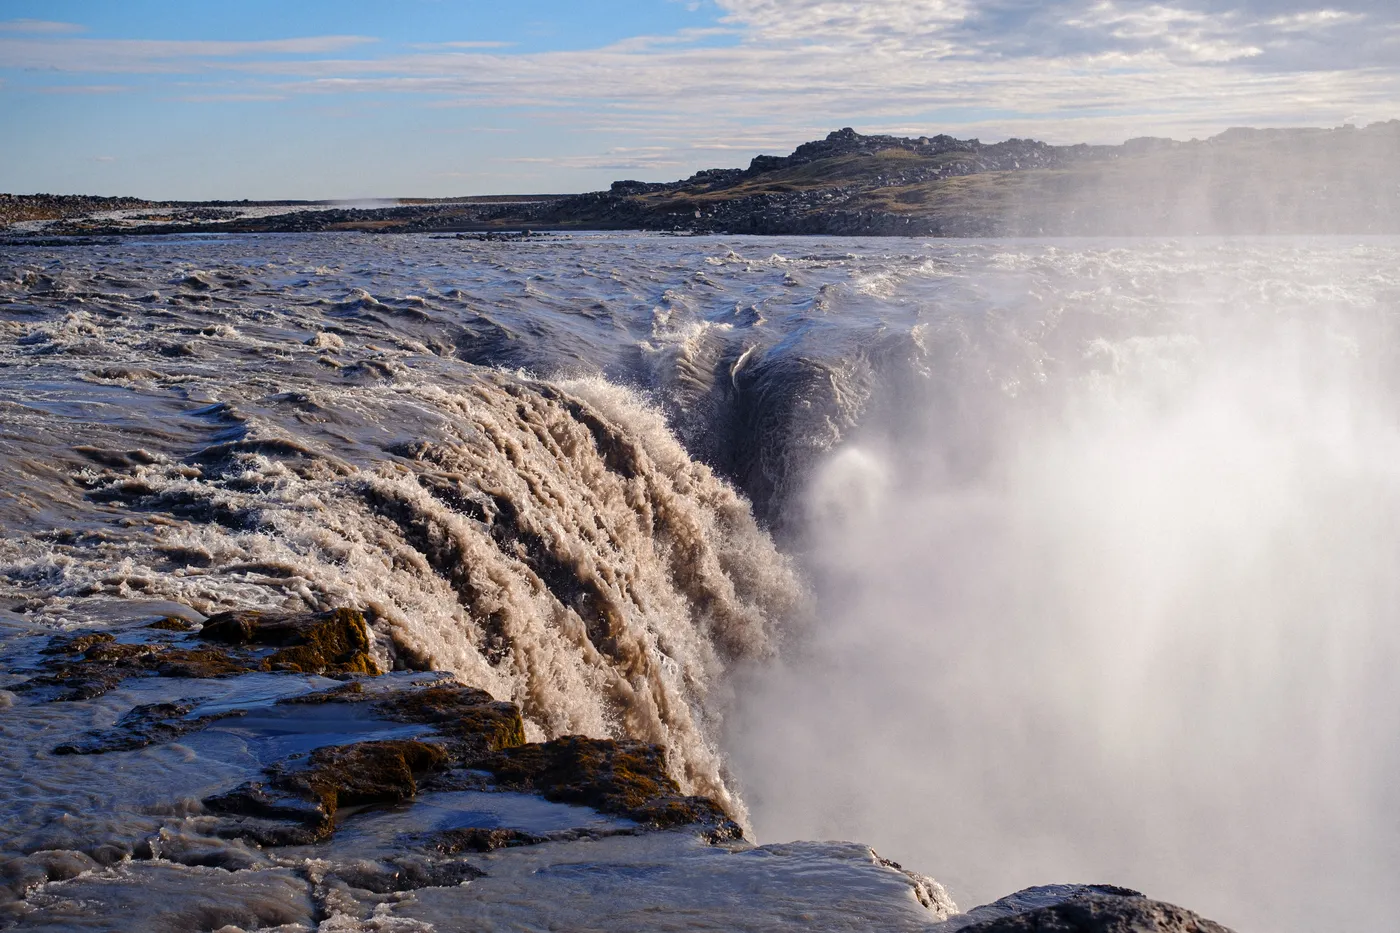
[945,888,1236,933]
[422,827,549,854]
[481,735,742,837]
[12,607,374,702]
[319,855,485,895]
[52,700,247,755]
[205,739,449,845]
[956,896,1234,932]
[199,607,379,675]
[146,616,195,632]
[370,682,526,758]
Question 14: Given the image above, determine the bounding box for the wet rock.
[12,608,372,701]
[277,679,526,758]
[958,896,1234,932]
[321,855,484,894]
[199,607,379,675]
[39,632,114,656]
[482,736,741,836]
[145,616,195,632]
[149,646,257,679]
[370,682,525,758]
[422,827,548,854]
[52,700,246,755]
[942,887,1235,933]
[205,739,448,844]
[0,850,100,908]
[13,659,133,702]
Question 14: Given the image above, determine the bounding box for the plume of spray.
[726,249,1400,932]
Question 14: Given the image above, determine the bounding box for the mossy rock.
[153,646,258,679]
[276,680,527,760]
[53,701,247,755]
[40,632,115,655]
[15,607,376,702]
[147,616,195,632]
[482,736,739,834]
[199,607,379,675]
[205,739,448,844]
[371,683,526,757]
[425,827,547,854]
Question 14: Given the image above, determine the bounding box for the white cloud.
[35,84,130,94]
[0,19,84,34]
[1,2,1396,155]
[0,35,377,72]
[409,41,515,49]
[1266,9,1364,31]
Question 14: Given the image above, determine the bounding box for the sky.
[1,0,1396,199]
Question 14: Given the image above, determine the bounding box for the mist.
[726,239,1400,932]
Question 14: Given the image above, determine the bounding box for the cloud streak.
[2,0,1397,187]
[0,19,84,34]
[0,34,377,72]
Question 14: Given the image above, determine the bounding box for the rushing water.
[3,232,1400,932]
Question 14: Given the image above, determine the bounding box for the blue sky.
[2,0,1396,199]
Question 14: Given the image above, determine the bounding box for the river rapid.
[3,232,1399,932]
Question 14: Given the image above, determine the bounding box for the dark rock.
[949,892,1235,933]
[151,645,258,679]
[52,700,246,755]
[481,735,741,835]
[206,739,449,844]
[423,827,548,854]
[324,855,484,894]
[146,616,195,632]
[370,682,525,758]
[200,607,379,675]
[40,632,114,655]
[13,607,374,701]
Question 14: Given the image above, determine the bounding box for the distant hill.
[7,122,1400,237]
[528,122,1400,236]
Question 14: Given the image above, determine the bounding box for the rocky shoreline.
[4,121,1399,239]
[1,603,1235,931]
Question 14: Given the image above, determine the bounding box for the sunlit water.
[4,232,1399,931]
